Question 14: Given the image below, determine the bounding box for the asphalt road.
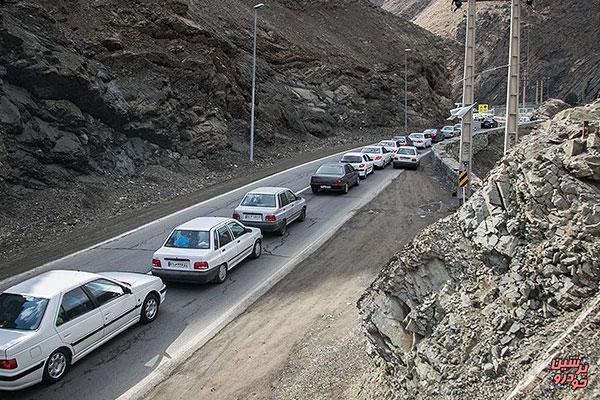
[5,148,421,400]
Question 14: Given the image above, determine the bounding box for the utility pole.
[249,3,264,162]
[535,80,539,104]
[503,0,521,154]
[522,23,530,109]
[404,48,411,134]
[459,0,476,195]
[540,77,544,102]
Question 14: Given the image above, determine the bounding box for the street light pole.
[503,0,521,154]
[249,3,264,162]
[404,48,411,134]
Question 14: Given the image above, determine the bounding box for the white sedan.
[152,217,262,284]
[441,125,456,138]
[377,140,402,154]
[340,152,374,178]
[0,270,166,391]
[360,146,392,169]
[408,132,431,148]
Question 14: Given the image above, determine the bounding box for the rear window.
[165,230,210,249]
[398,148,416,155]
[411,134,424,139]
[361,147,380,154]
[0,293,48,331]
[316,165,344,176]
[241,194,276,208]
[341,156,362,163]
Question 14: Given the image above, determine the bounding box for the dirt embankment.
[358,102,600,399]
[144,157,454,400]
[0,0,454,268]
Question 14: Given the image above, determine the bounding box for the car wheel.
[311,187,319,194]
[214,264,228,284]
[140,293,160,324]
[298,207,306,222]
[355,176,360,186]
[251,239,262,259]
[43,348,70,384]
[343,183,349,194]
[278,220,288,236]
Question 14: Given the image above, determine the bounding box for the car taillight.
[0,359,17,370]
[232,212,240,220]
[152,258,162,268]
[265,215,277,222]
[194,261,209,270]
[359,164,365,168]
[375,156,382,160]
[334,178,344,184]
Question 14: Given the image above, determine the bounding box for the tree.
[565,92,579,106]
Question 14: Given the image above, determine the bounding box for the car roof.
[410,132,423,135]
[378,140,396,144]
[176,217,232,231]
[5,270,99,298]
[246,187,287,195]
[362,145,382,149]
[319,163,344,167]
[342,152,364,157]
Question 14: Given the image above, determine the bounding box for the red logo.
[550,357,589,390]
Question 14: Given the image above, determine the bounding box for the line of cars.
[0,141,423,391]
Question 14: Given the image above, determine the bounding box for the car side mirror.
[245,228,253,234]
[123,286,132,295]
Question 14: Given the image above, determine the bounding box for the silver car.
[233,187,307,236]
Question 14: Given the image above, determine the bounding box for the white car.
[340,152,374,178]
[152,217,262,284]
[377,140,402,154]
[392,146,420,169]
[360,146,392,169]
[233,187,306,235]
[0,270,166,391]
[408,132,431,148]
[441,125,456,138]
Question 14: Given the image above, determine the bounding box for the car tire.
[311,187,319,194]
[43,348,70,384]
[251,239,262,259]
[343,183,349,194]
[213,264,228,284]
[140,293,160,324]
[298,207,306,222]
[278,221,288,236]
[355,176,360,186]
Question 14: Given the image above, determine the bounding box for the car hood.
[0,329,37,355]
[99,272,160,289]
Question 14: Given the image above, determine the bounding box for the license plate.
[244,214,262,221]
[167,261,190,269]
[321,185,331,189]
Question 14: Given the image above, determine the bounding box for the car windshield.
[378,141,395,147]
[361,147,380,154]
[442,126,453,130]
[398,148,416,155]
[411,134,424,139]
[316,165,344,176]
[0,293,48,331]
[165,229,210,249]
[241,193,276,207]
[341,156,362,163]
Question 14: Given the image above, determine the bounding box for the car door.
[227,221,253,261]
[284,190,301,220]
[83,279,137,338]
[363,154,373,173]
[216,225,238,268]
[277,192,291,223]
[55,286,104,356]
[344,164,355,184]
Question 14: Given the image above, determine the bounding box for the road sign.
[478,103,489,113]
[459,170,469,188]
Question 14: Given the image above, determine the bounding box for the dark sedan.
[481,118,499,129]
[310,163,360,194]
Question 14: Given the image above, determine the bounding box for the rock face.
[531,99,571,121]
[375,0,600,104]
[358,101,600,399]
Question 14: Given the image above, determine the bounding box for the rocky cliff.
[0,0,453,259]
[359,101,600,399]
[375,0,600,104]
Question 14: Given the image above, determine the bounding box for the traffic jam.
[0,126,463,391]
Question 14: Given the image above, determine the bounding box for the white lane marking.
[295,186,312,195]
[117,168,403,400]
[0,148,358,288]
